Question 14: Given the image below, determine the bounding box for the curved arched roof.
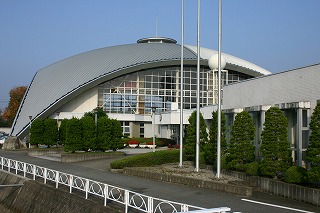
[11,41,271,137]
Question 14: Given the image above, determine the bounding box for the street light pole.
[56,112,60,147]
[28,115,32,149]
[151,107,157,152]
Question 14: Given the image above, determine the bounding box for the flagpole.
[179,0,184,168]
[195,0,201,172]
[216,0,223,179]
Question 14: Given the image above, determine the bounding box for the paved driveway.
[0,149,318,213]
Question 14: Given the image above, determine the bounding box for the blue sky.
[0,0,319,110]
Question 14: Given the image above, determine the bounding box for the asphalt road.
[0,149,318,213]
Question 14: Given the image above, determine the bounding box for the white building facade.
[223,63,320,166]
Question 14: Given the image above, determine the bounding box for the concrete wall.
[0,171,120,213]
[221,169,320,206]
[123,167,252,196]
[61,152,125,163]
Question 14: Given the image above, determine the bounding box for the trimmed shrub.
[204,111,226,167]
[43,118,58,147]
[80,116,96,151]
[109,119,123,151]
[306,103,320,182]
[184,111,208,162]
[64,117,83,152]
[30,118,44,147]
[284,166,308,184]
[260,107,292,178]
[227,111,255,171]
[110,149,180,169]
[246,161,260,176]
[59,119,68,145]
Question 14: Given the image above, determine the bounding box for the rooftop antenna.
[156,15,158,37]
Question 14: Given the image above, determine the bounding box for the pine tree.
[43,118,58,147]
[184,111,208,161]
[260,107,292,178]
[227,111,255,171]
[204,111,226,166]
[306,103,320,182]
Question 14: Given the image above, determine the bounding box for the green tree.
[30,118,44,147]
[84,107,107,122]
[184,111,208,161]
[306,103,320,182]
[109,119,123,151]
[96,116,111,151]
[43,118,58,147]
[64,117,82,152]
[260,107,292,178]
[227,111,255,171]
[80,116,96,151]
[59,119,68,145]
[204,111,226,166]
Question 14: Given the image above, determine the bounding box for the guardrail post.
[69,175,73,193]
[148,197,153,213]
[44,168,47,184]
[85,179,89,199]
[15,161,18,174]
[33,165,36,180]
[8,159,10,172]
[55,171,59,188]
[23,162,26,177]
[180,204,188,212]
[104,184,108,206]
[125,190,129,213]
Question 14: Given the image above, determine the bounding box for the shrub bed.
[110,149,180,169]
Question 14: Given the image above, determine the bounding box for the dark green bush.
[110,149,180,169]
[284,166,308,184]
[43,118,58,147]
[246,161,260,176]
[30,118,44,146]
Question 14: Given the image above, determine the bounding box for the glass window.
[98,65,250,114]
[302,110,308,127]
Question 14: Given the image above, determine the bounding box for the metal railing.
[0,156,231,213]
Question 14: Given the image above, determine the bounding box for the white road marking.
[241,199,315,213]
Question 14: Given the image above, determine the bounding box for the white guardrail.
[0,156,231,213]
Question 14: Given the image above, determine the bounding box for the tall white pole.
[28,115,32,149]
[195,0,201,172]
[152,110,155,152]
[179,0,184,167]
[217,0,223,179]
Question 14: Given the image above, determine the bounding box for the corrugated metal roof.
[11,42,271,137]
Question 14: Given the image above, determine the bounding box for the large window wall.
[98,66,252,114]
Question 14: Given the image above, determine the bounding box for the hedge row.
[110,149,180,169]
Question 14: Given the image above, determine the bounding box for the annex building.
[223,63,320,166]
